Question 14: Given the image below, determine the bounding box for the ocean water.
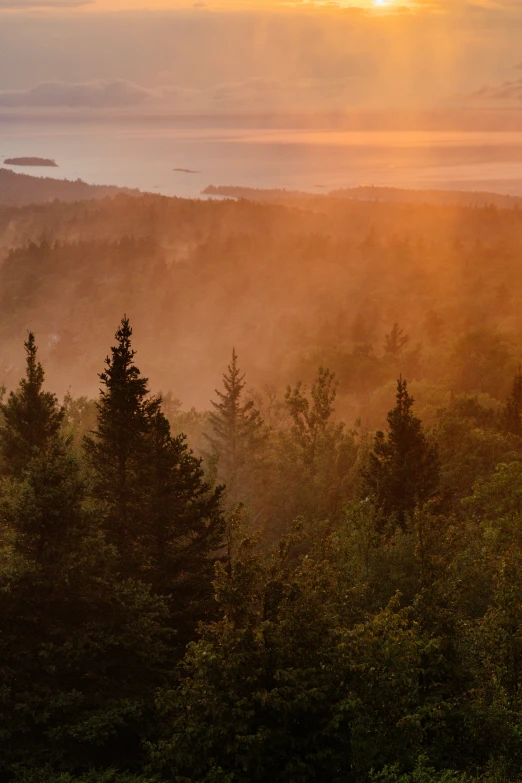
[3,121,522,198]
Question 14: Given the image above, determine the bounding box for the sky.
[0,0,521,120]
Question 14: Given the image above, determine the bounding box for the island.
[4,157,58,167]
[173,168,200,174]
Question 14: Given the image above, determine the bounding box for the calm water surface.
[3,122,522,198]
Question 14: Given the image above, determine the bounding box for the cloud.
[0,79,155,108]
[444,79,522,108]
[1,6,520,112]
[0,77,365,113]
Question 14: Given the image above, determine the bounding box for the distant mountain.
[0,168,140,206]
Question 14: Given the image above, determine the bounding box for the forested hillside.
[0,191,521,419]
[0,168,138,207]
[3,192,522,781]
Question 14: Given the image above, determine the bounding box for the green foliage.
[370,757,468,783]
[144,406,224,642]
[502,368,522,437]
[450,329,514,398]
[0,332,64,478]
[433,395,515,506]
[0,432,171,775]
[62,394,98,454]
[85,316,225,646]
[207,348,266,506]
[4,272,522,781]
[362,378,440,530]
[84,316,155,565]
[285,365,340,473]
[270,366,358,526]
[152,521,426,783]
[12,770,160,783]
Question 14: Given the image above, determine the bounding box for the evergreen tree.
[0,332,64,478]
[0,391,170,776]
[285,365,341,473]
[262,366,355,532]
[144,407,224,641]
[502,366,522,436]
[384,323,409,356]
[207,348,265,497]
[85,316,225,639]
[84,316,155,566]
[362,378,439,531]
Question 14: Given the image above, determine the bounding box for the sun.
[374,0,393,5]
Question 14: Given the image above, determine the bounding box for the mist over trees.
[3,192,522,780]
[1,191,522,421]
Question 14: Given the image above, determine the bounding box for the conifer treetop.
[207,348,265,484]
[99,316,149,404]
[363,376,439,530]
[0,331,63,477]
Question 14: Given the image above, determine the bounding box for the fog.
[0,185,520,438]
[5,3,522,781]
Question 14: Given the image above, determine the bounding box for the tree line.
[3,317,522,781]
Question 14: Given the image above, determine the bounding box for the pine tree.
[0,332,64,478]
[207,348,265,495]
[145,407,224,641]
[0,435,171,775]
[362,377,439,531]
[4,436,86,570]
[85,317,225,639]
[0,343,171,775]
[502,367,522,436]
[84,316,155,565]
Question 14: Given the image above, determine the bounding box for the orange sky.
[0,0,518,116]
[75,0,416,11]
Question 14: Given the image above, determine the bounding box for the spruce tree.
[0,442,171,776]
[0,332,64,478]
[84,316,154,566]
[86,317,225,639]
[207,348,265,496]
[145,407,224,641]
[0,345,170,776]
[362,377,439,531]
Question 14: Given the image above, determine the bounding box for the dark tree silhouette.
[0,332,64,478]
[384,323,409,356]
[502,366,522,436]
[362,377,439,530]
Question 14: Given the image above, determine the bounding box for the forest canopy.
[2,191,522,781]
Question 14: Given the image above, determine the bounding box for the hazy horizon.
[5,120,522,199]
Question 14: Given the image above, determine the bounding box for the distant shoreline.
[202,183,522,210]
[4,157,58,168]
